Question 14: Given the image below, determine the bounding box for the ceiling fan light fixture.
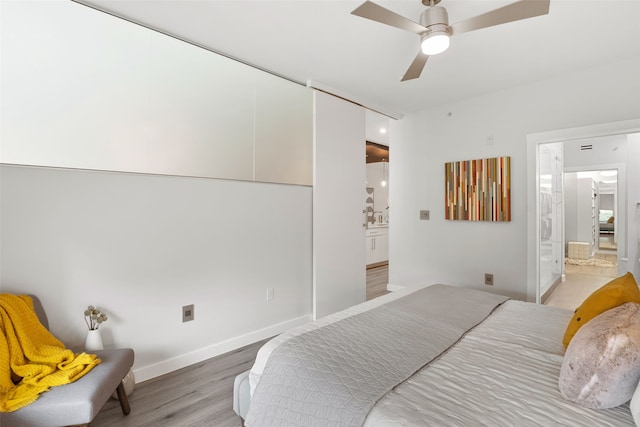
[419,6,450,55]
[421,31,449,55]
[352,0,550,81]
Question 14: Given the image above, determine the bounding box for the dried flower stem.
[84,305,108,330]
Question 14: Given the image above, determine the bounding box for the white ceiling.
[80,0,640,119]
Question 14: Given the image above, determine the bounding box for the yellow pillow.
[562,273,640,347]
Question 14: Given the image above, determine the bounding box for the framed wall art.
[445,156,511,222]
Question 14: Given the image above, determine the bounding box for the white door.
[313,91,366,319]
[538,142,564,301]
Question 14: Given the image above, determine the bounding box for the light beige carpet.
[565,257,617,268]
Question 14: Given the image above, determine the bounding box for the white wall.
[563,135,628,169]
[564,173,578,243]
[600,194,614,211]
[0,165,312,381]
[390,57,640,301]
[627,133,640,280]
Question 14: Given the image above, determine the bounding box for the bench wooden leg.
[115,382,131,415]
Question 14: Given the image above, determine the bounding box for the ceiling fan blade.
[401,51,429,82]
[352,1,427,34]
[450,0,550,36]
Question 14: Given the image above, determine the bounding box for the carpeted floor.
[564,253,618,278]
[565,257,616,267]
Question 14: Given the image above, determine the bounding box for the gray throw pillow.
[559,302,640,409]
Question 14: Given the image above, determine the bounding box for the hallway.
[544,251,617,311]
[544,272,616,311]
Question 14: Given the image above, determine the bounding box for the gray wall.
[0,165,312,381]
[600,194,615,211]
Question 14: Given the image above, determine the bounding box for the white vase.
[85,329,104,351]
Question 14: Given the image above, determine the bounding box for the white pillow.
[632,380,640,426]
[559,302,640,409]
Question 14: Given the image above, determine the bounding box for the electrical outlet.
[419,210,430,220]
[266,287,274,301]
[484,273,494,286]
[182,304,194,322]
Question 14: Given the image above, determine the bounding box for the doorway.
[545,168,621,310]
[526,118,640,305]
[597,172,618,252]
[365,110,390,300]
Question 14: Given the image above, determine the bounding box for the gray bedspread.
[245,284,509,427]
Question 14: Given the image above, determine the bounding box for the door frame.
[526,118,640,303]
[563,164,625,262]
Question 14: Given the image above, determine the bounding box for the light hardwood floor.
[366,263,389,300]
[92,265,389,426]
[91,340,267,427]
[544,250,617,311]
[544,272,615,311]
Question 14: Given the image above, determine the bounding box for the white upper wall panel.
[1,0,312,185]
[254,72,313,185]
[147,31,255,181]
[1,1,151,172]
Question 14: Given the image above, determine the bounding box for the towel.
[0,294,100,412]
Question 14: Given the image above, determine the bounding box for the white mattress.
[365,300,633,426]
[249,286,635,426]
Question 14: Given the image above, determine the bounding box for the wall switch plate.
[182,304,194,322]
[484,273,494,286]
[419,210,430,220]
[266,287,274,301]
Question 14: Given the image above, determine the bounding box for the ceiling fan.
[351,0,550,81]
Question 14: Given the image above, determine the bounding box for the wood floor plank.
[90,340,265,427]
[367,264,389,300]
[92,265,389,426]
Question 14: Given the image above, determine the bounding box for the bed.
[234,284,638,426]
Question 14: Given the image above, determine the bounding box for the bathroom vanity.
[366,224,389,267]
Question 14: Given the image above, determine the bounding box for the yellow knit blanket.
[0,294,100,412]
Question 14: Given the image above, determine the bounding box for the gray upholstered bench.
[0,297,134,427]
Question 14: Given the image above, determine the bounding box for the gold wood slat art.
[445,156,511,222]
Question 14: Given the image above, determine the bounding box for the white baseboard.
[133,314,312,383]
[386,283,405,292]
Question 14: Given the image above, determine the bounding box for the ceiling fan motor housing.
[419,6,450,36]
